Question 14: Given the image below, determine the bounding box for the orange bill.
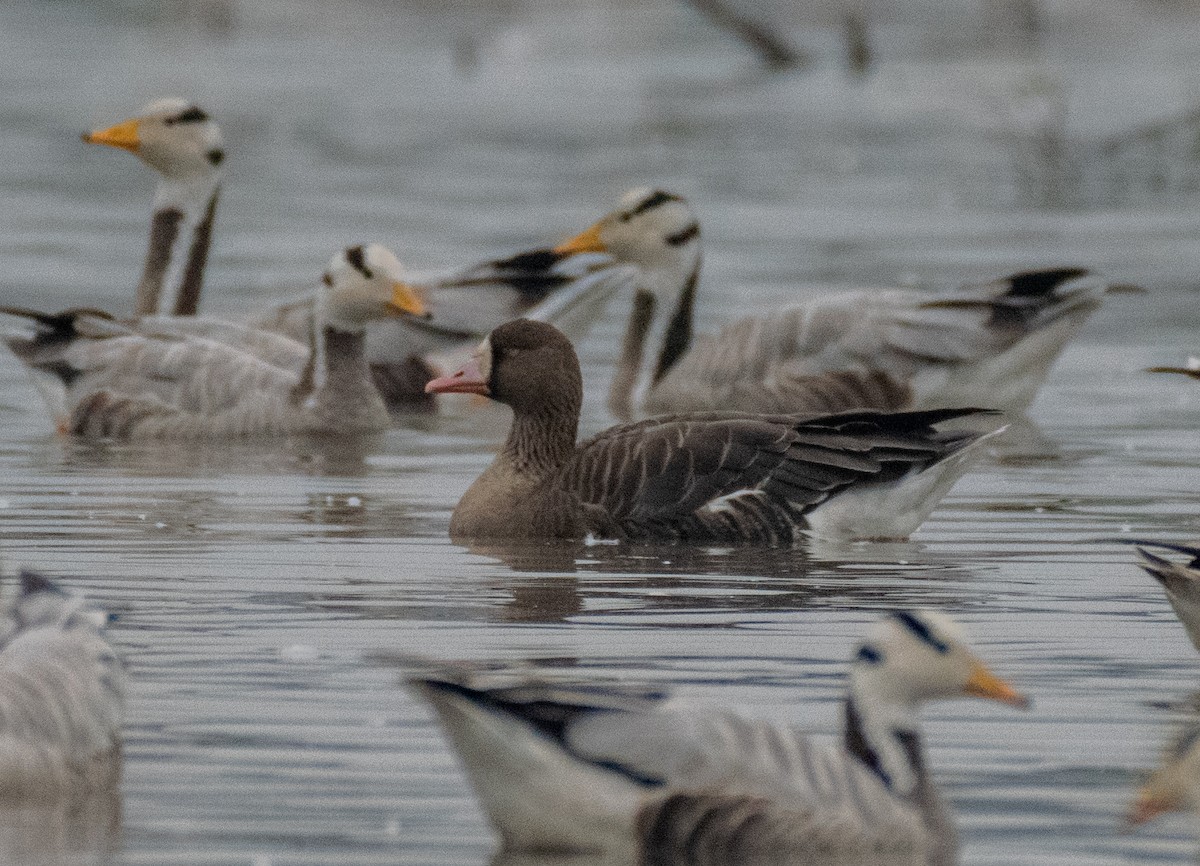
[82,117,141,153]
[552,221,606,255]
[963,660,1029,709]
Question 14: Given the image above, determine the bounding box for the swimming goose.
[0,244,427,439]
[425,319,1000,542]
[1129,722,1200,827]
[1129,541,1200,653]
[408,610,1028,863]
[84,97,224,317]
[561,188,1130,421]
[0,570,125,795]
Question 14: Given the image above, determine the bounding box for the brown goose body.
[428,320,999,543]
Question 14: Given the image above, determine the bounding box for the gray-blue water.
[2,0,1200,863]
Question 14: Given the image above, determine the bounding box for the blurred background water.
[2,0,1200,863]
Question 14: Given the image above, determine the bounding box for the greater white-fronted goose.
[1,244,427,439]
[0,570,125,795]
[425,319,1000,542]
[1129,541,1200,653]
[84,98,224,318]
[85,99,634,410]
[408,610,1028,863]
[561,187,1133,421]
[1129,722,1200,828]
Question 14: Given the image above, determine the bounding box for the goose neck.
[843,690,925,798]
[651,259,700,386]
[502,402,579,478]
[135,174,222,317]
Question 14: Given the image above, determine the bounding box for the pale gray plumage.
[0,571,124,797]
[0,244,426,439]
[408,610,1027,865]
[576,188,1131,420]
[1129,541,1200,653]
[427,319,1001,543]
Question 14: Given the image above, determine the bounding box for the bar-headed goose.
[84,98,224,318]
[0,570,125,794]
[1129,541,1200,653]
[426,319,1000,542]
[565,187,1131,421]
[1,244,427,439]
[408,610,1028,863]
[1129,722,1200,828]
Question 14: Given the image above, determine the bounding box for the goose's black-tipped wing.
[557,408,991,542]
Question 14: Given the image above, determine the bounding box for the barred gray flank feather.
[643,268,1126,417]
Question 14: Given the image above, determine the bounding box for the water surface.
[2,0,1200,863]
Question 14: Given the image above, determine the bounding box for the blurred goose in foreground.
[0,244,427,439]
[85,99,634,409]
[84,97,224,317]
[563,188,1134,421]
[426,319,1001,542]
[1129,722,1200,827]
[1129,541,1200,653]
[0,570,125,794]
[408,610,1028,864]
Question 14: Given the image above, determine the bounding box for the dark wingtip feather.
[18,569,64,597]
[1004,267,1090,297]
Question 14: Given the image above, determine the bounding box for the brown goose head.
[425,319,583,416]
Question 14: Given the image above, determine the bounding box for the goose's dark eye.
[321,273,333,287]
[206,148,224,166]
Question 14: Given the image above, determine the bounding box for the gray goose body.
[408,611,1027,864]
[569,188,1131,421]
[0,245,427,440]
[643,268,1120,418]
[427,319,999,543]
[0,571,125,797]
